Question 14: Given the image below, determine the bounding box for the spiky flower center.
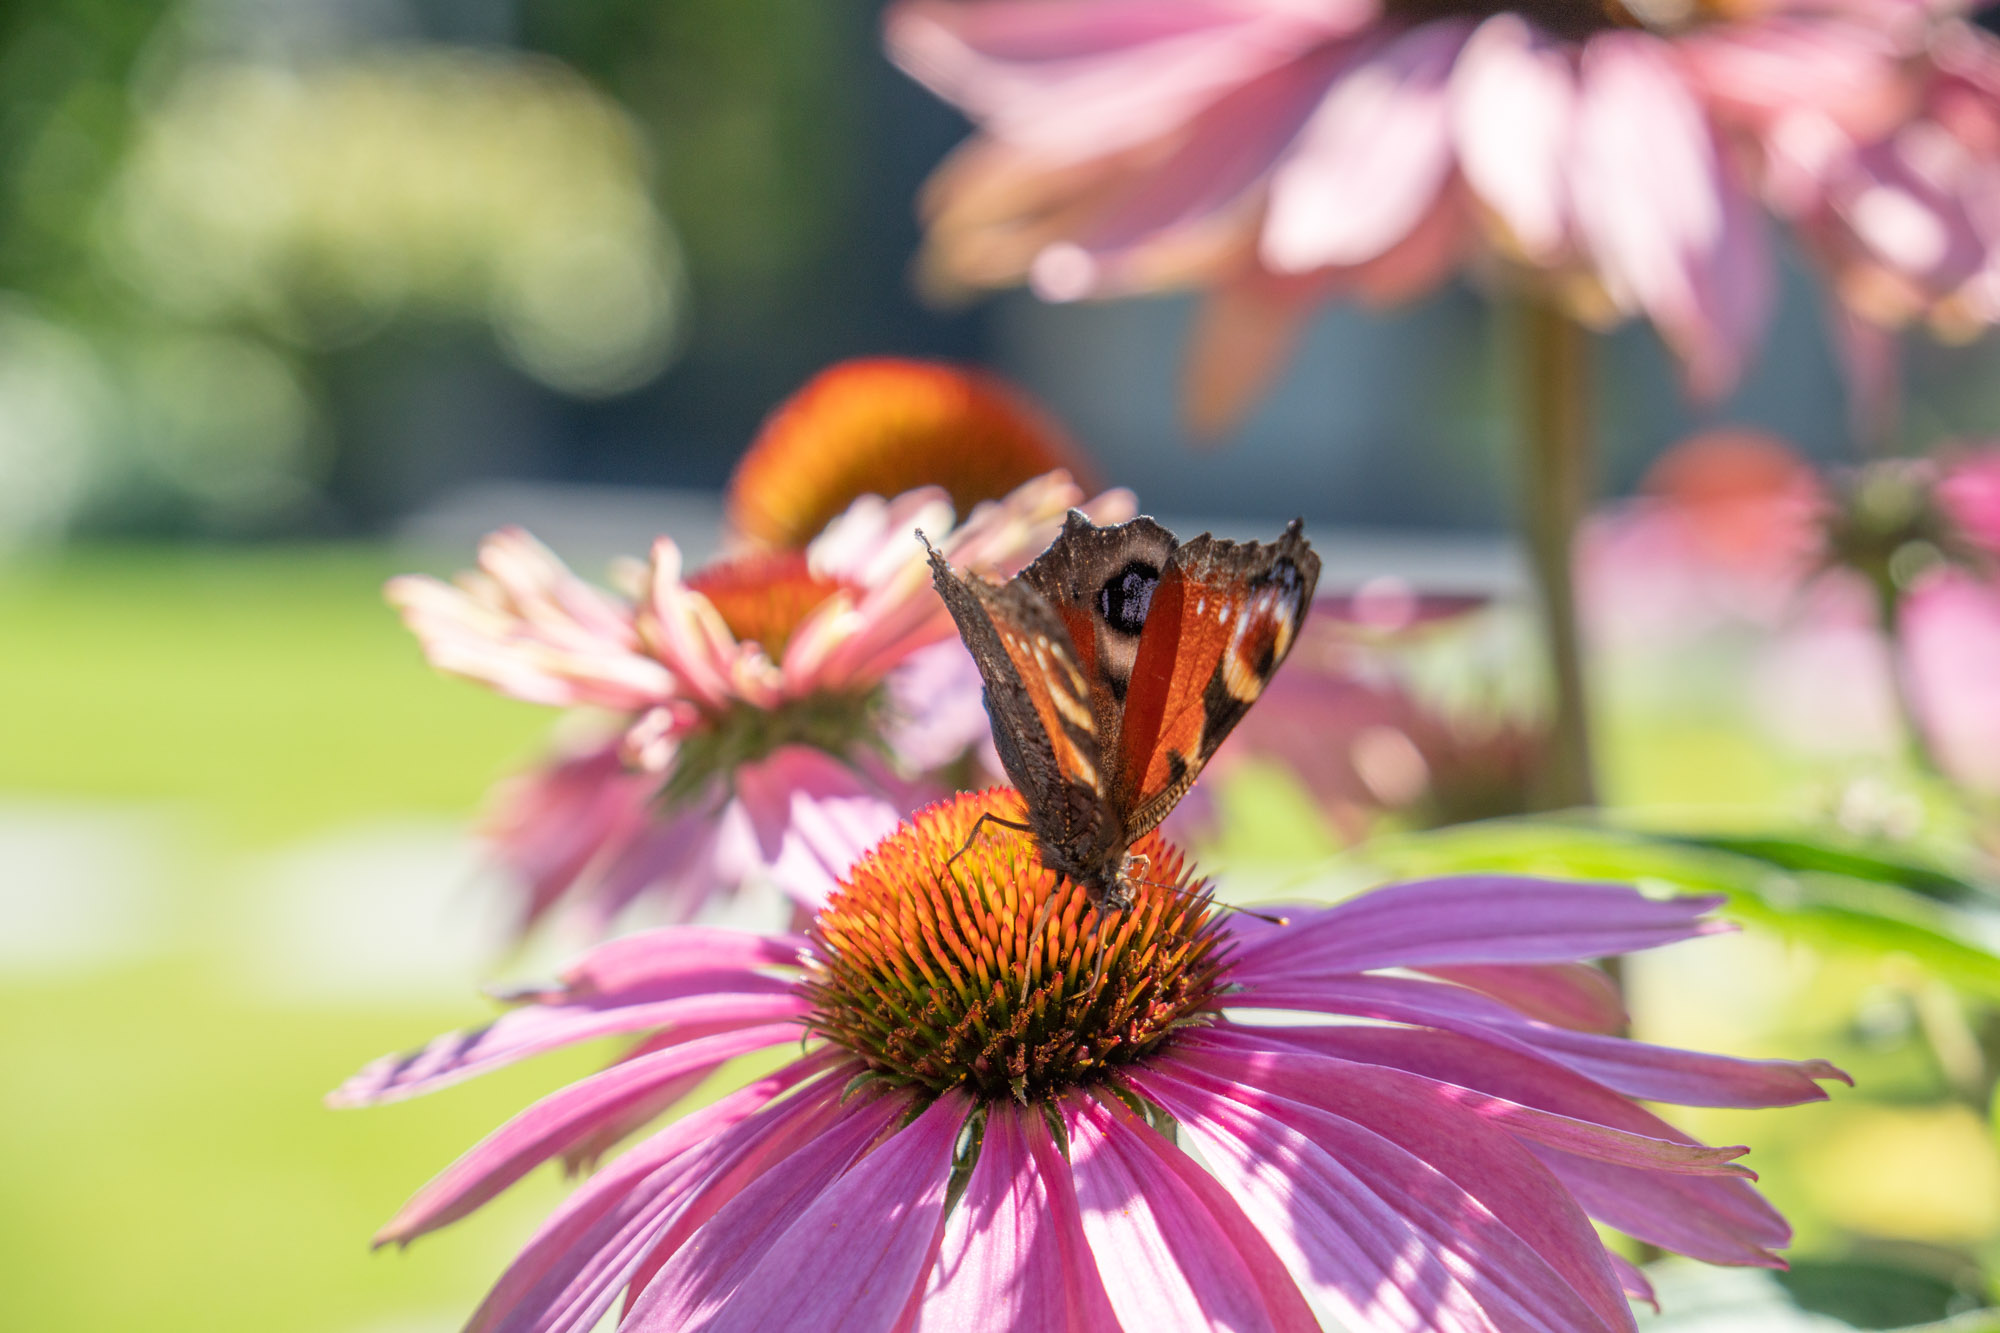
[725,359,1089,549]
[686,551,853,657]
[803,790,1229,1102]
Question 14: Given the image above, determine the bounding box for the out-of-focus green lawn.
[0,547,604,1333]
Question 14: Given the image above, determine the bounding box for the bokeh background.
[8,2,2000,1332]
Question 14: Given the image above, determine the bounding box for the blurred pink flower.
[1585,430,2000,795]
[1581,428,1829,648]
[886,0,1978,426]
[391,473,1130,931]
[334,790,1843,1332]
[1937,443,2000,557]
[1172,584,1544,842]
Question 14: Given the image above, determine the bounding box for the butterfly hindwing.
[1113,520,1320,841]
[924,541,1119,873]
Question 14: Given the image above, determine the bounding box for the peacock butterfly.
[924,509,1320,911]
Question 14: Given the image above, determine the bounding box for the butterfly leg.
[944,812,1036,874]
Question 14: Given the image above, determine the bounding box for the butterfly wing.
[1017,509,1178,756]
[924,540,1119,873]
[1112,520,1320,840]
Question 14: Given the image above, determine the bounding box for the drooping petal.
[1228,877,1725,979]
[1609,1254,1658,1312]
[882,640,999,772]
[482,741,657,931]
[467,1055,846,1333]
[1233,971,1848,1107]
[1187,1028,1751,1178]
[635,537,762,711]
[559,926,809,996]
[1135,1062,1624,1332]
[1246,1023,1792,1265]
[387,543,674,712]
[918,1101,1119,1332]
[887,0,1348,161]
[1263,21,1471,272]
[1539,1149,1789,1267]
[662,1091,970,1333]
[1061,39,1350,259]
[368,1023,809,1245]
[1418,962,1628,1033]
[1066,1093,1320,1333]
[1450,14,1576,263]
[621,1088,910,1331]
[1166,1037,1660,1331]
[330,984,808,1107]
[732,746,909,910]
[1570,31,1772,399]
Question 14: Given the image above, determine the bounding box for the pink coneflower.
[392,473,1128,931]
[886,0,1970,424]
[335,788,1845,1331]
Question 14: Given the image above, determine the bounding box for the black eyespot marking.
[1096,560,1159,637]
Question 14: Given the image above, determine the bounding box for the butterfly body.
[926,510,1320,911]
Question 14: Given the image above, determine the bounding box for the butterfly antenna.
[1131,874,1289,927]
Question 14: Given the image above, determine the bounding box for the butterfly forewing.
[1112,521,1320,841]
[923,542,1119,870]
[1018,510,1178,756]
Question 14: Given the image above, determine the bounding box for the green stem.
[1872,576,1949,783]
[1515,299,1599,812]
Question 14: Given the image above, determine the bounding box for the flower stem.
[1870,576,1949,782]
[1514,298,1599,811]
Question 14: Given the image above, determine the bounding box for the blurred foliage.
[1354,817,2000,1004]
[0,0,168,312]
[521,0,861,343]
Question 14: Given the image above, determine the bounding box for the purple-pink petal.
[466,1054,837,1333]
[1609,1254,1658,1312]
[371,1023,807,1245]
[1238,1022,1795,1265]
[685,1091,970,1333]
[1450,14,1576,262]
[329,987,810,1107]
[918,1101,1119,1332]
[1541,1151,1789,1267]
[1228,877,1725,979]
[1419,962,1628,1033]
[733,745,908,910]
[1136,1063,1625,1332]
[1233,971,1847,1107]
[1263,21,1470,271]
[624,1088,910,1330]
[1189,1028,1750,1178]
[887,0,1340,160]
[560,926,809,995]
[1066,1093,1320,1333]
[473,1060,851,1333]
[1164,1037,1639,1330]
[1569,31,1770,399]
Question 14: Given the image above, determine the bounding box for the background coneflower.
[390,467,1130,935]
